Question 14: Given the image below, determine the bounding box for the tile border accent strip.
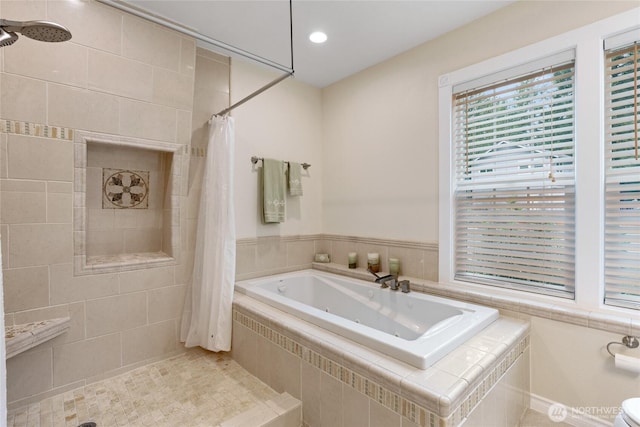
[235,234,437,251]
[320,234,438,251]
[232,308,529,427]
[189,144,207,158]
[236,234,322,246]
[0,119,74,141]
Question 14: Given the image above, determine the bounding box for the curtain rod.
[212,0,295,117]
[211,72,293,119]
[97,0,296,118]
[95,0,294,76]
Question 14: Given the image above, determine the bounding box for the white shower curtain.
[182,115,236,352]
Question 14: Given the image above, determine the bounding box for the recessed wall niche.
[74,131,184,274]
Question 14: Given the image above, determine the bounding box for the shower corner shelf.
[5,317,70,359]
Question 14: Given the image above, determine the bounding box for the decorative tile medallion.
[102,168,149,209]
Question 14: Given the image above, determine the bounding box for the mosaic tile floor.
[7,348,278,427]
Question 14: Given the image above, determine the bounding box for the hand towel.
[288,162,303,196]
[261,158,286,223]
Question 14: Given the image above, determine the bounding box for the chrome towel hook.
[606,335,639,357]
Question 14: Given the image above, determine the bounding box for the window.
[451,51,576,298]
[604,31,640,309]
[439,10,640,312]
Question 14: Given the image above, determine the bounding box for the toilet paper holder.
[607,335,639,357]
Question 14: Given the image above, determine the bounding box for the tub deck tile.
[233,291,530,427]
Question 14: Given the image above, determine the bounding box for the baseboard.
[529,393,616,427]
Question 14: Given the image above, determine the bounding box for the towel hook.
[606,335,639,357]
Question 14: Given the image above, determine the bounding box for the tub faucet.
[389,279,410,292]
[368,269,396,288]
[399,280,410,293]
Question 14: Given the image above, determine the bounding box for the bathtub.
[235,270,499,369]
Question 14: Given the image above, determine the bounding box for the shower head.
[0,19,72,45]
[0,28,18,47]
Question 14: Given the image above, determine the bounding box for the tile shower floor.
[7,348,278,427]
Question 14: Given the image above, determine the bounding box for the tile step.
[218,392,302,427]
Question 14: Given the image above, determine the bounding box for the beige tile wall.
[0,0,230,408]
[235,234,438,282]
[180,48,231,287]
[85,143,169,257]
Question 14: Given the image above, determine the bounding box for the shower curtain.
[181,116,236,352]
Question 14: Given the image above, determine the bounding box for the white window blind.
[453,54,576,298]
[604,36,640,309]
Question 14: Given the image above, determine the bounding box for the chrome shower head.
[19,21,71,42]
[0,28,18,47]
[0,19,71,45]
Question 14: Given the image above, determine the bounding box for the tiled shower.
[0,0,230,412]
[0,3,445,421]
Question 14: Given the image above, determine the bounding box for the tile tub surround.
[310,265,640,424]
[234,230,638,339]
[318,234,439,282]
[314,262,640,339]
[7,348,280,427]
[232,292,530,427]
[235,234,438,282]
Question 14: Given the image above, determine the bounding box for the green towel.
[261,158,286,223]
[288,162,303,196]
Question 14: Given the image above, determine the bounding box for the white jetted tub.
[235,270,499,369]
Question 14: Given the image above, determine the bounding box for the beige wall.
[321,0,640,418]
[231,59,323,239]
[0,0,229,408]
[322,0,639,243]
[529,316,640,414]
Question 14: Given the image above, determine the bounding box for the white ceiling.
[124,0,516,88]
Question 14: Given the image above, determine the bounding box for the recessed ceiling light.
[309,31,327,44]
